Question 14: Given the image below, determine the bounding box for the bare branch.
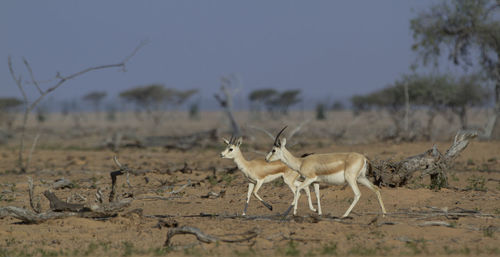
[164,226,259,247]
[25,132,40,172]
[27,176,41,213]
[215,78,241,136]
[120,39,149,68]
[8,41,147,172]
[8,56,27,103]
[22,57,43,95]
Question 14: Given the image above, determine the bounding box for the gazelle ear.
[281,138,287,147]
[223,138,230,145]
[236,137,243,146]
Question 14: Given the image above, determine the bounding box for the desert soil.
[1,138,499,257]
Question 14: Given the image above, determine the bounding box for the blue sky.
[2,1,448,109]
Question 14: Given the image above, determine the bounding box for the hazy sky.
[1,1,442,108]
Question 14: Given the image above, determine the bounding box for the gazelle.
[265,127,386,218]
[220,136,316,216]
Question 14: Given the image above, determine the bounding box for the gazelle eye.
[229,148,233,152]
[272,149,276,153]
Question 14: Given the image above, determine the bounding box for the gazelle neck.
[232,150,250,173]
[280,147,302,171]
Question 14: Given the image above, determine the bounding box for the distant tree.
[352,73,489,139]
[189,102,199,120]
[248,88,301,116]
[331,100,345,111]
[248,88,278,114]
[0,97,22,130]
[350,95,370,115]
[315,103,326,120]
[83,91,107,113]
[268,90,302,115]
[447,74,489,129]
[411,0,500,138]
[119,84,197,125]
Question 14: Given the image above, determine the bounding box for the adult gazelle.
[265,127,386,218]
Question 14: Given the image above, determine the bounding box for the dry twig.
[164,226,259,247]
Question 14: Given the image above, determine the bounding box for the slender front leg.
[313,183,322,215]
[342,177,361,218]
[293,180,316,212]
[253,180,273,211]
[243,183,255,216]
[292,177,317,216]
[303,186,317,212]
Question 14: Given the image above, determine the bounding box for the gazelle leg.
[293,180,316,212]
[303,185,317,212]
[342,177,361,218]
[283,184,301,216]
[357,177,387,216]
[253,180,273,211]
[292,177,317,216]
[243,183,255,216]
[313,183,322,215]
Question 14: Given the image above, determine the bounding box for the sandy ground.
[0,111,499,256]
[1,138,499,257]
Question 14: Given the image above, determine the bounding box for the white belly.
[262,173,283,184]
[317,171,345,185]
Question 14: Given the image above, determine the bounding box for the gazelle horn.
[274,126,287,147]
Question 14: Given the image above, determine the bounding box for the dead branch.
[385,206,497,219]
[95,188,104,204]
[200,190,226,199]
[370,130,477,189]
[165,226,218,246]
[169,179,191,194]
[164,226,259,247]
[43,191,87,212]
[27,176,41,213]
[52,178,73,190]
[109,169,125,203]
[214,75,241,137]
[25,132,40,172]
[0,191,132,224]
[0,206,76,223]
[418,221,453,227]
[135,195,182,201]
[281,235,322,242]
[113,155,131,186]
[8,41,147,172]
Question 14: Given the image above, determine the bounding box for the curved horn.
[274,126,287,146]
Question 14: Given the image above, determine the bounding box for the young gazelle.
[220,136,316,216]
[265,127,386,218]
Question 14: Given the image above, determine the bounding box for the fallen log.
[43,191,87,212]
[370,130,477,189]
[0,206,75,224]
[0,194,132,224]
